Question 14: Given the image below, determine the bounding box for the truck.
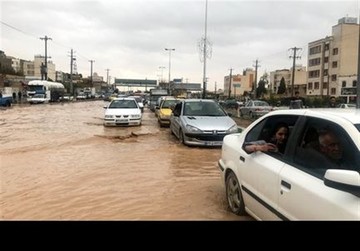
[27,80,65,102]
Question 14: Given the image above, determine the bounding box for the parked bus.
[149,88,169,111]
[27,80,65,102]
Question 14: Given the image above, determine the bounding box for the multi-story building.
[33,55,56,81]
[269,65,307,96]
[224,68,255,98]
[307,17,359,98]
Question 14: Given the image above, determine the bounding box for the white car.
[337,103,356,109]
[240,100,273,119]
[29,93,47,104]
[218,109,360,220]
[103,97,142,126]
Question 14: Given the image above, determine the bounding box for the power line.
[0,20,38,38]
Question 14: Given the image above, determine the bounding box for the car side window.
[293,118,359,178]
[173,102,182,116]
[243,115,299,157]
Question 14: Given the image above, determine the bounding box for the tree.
[256,79,267,98]
[256,73,269,98]
[277,77,286,94]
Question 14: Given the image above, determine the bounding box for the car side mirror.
[227,112,233,117]
[103,105,108,109]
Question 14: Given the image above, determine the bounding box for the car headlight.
[227,124,238,133]
[105,115,113,119]
[185,124,201,133]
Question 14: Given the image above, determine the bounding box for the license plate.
[116,119,128,123]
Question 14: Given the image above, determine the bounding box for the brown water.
[0,101,251,220]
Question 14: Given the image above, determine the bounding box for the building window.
[324,43,329,51]
[331,74,337,81]
[332,48,338,55]
[323,69,328,76]
[331,88,336,95]
[314,82,319,89]
[309,58,321,66]
[332,61,338,68]
[323,82,328,89]
[308,82,313,89]
[309,70,320,78]
[353,80,357,87]
[324,57,328,63]
[342,81,346,87]
[309,45,322,55]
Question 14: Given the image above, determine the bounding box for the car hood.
[160,108,172,116]
[105,108,141,116]
[182,116,236,130]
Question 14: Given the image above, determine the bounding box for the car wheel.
[226,171,246,215]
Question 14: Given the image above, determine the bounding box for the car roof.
[182,99,215,103]
[112,97,136,101]
[267,108,360,124]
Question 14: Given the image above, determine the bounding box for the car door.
[239,149,286,220]
[170,102,182,138]
[240,100,251,116]
[239,115,300,219]
[278,117,360,220]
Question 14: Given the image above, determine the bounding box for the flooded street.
[0,101,251,220]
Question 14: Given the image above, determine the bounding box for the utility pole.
[89,60,95,86]
[253,59,260,99]
[228,68,233,99]
[40,35,52,80]
[105,69,110,85]
[289,47,302,97]
[69,49,76,96]
[202,0,208,99]
[214,81,217,95]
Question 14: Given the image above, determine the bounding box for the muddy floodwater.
[0,101,252,220]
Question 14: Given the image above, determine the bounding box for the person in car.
[317,129,343,166]
[244,122,289,154]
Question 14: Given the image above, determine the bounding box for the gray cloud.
[1,0,358,90]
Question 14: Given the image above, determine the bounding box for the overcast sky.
[1,0,358,91]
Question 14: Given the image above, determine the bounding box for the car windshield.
[161,100,179,109]
[254,101,269,106]
[183,101,226,116]
[109,99,138,109]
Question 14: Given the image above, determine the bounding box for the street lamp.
[165,48,175,94]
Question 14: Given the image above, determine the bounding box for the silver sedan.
[240,100,273,119]
[170,99,238,146]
